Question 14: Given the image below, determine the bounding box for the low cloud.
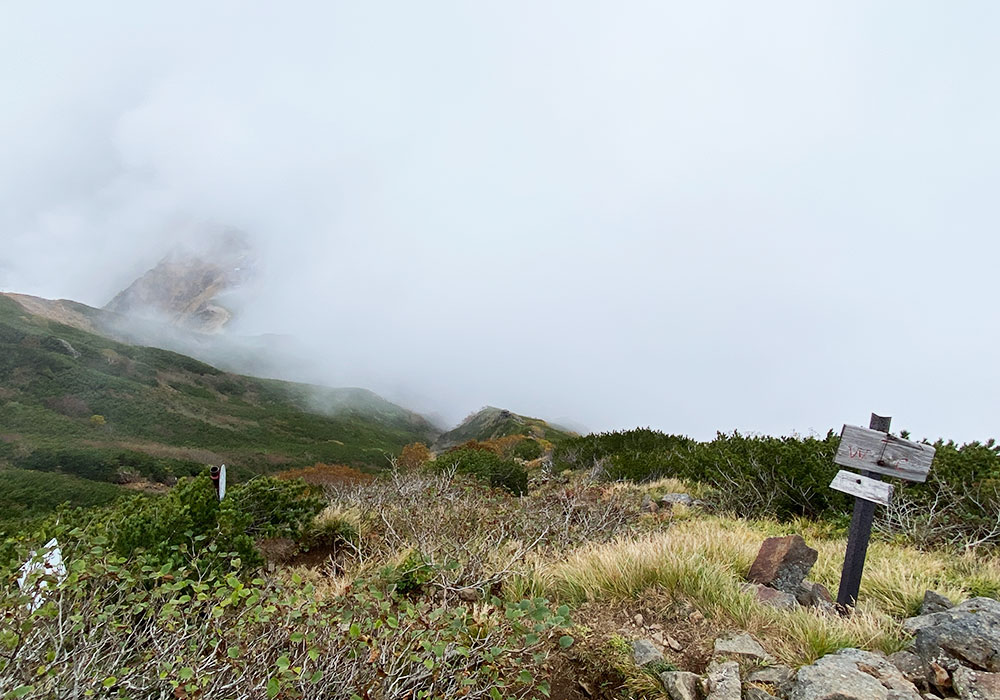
[2,2,999,440]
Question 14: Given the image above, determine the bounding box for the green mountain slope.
[433,406,576,451]
[0,294,440,488]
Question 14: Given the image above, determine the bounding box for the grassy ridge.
[0,294,438,493]
[434,406,575,450]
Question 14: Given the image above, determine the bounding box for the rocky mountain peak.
[104,228,254,333]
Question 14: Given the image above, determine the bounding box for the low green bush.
[553,428,1000,549]
[380,549,436,594]
[512,438,544,461]
[1,544,572,699]
[429,447,528,494]
[102,474,324,573]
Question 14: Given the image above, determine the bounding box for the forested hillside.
[0,294,439,529]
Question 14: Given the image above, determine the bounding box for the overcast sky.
[2,2,998,441]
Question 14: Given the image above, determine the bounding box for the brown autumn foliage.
[397,442,432,470]
[276,462,373,487]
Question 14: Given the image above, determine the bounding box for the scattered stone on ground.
[741,582,799,611]
[929,662,951,690]
[661,493,696,506]
[666,635,684,652]
[788,648,922,700]
[745,687,780,700]
[747,535,819,594]
[713,633,774,664]
[889,651,927,687]
[660,670,700,700]
[703,660,741,700]
[795,580,833,608]
[631,639,665,667]
[919,590,955,616]
[952,666,1000,700]
[457,587,480,602]
[903,597,1000,675]
[749,665,793,687]
[634,613,645,626]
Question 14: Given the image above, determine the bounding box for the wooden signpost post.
[832,413,936,607]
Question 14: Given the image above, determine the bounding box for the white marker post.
[18,538,67,612]
[210,464,227,501]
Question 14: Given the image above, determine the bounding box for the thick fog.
[2,2,999,441]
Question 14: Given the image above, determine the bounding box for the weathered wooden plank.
[833,424,935,482]
[830,469,893,506]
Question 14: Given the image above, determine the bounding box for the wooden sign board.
[830,470,893,506]
[834,425,935,483]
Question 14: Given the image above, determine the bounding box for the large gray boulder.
[788,648,921,700]
[952,666,1000,700]
[903,597,1000,675]
[748,535,818,594]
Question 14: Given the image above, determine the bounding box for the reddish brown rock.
[748,535,818,593]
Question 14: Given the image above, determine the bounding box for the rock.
[660,671,701,700]
[953,666,1000,700]
[713,633,774,664]
[742,582,799,611]
[634,613,645,627]
[667,635,684,652]
[748,535,818,594]
[929,662,951,690]
[704,660,741,700]
[53,338,81,359]
[788,648,922,700]
[745,688,780,700]
[904,597,1000,674]
[837,648,923,698]
[457,587,481,602]
[749,665,793,687]
[889,651,927,687]
[641,494,659,513]
[662,493,695,506]
[920,591,955,616]
[631,639,664,667]
[796,580,834,608]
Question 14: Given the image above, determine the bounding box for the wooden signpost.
[832,414,936,607]
[829,470,893,507]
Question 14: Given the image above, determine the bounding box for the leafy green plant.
[429,448,528,494]
[380,549,436,594]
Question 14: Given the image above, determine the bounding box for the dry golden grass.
[519,516,1000,666]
